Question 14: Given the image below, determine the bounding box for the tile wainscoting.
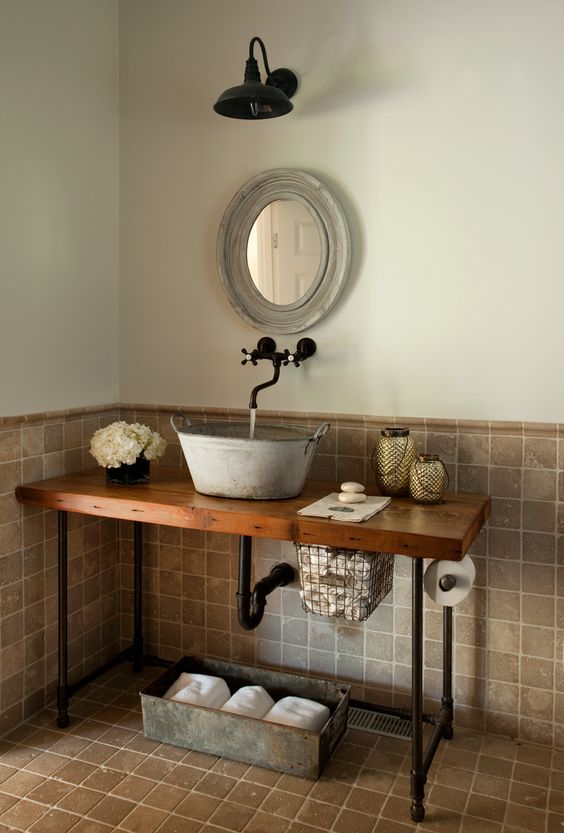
[1,404,563,748]
[0,406,121,735]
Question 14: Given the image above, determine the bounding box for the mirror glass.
[217,169,351,333]
[246,199,322,305]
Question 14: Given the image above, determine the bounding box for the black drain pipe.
[237,535,295,630]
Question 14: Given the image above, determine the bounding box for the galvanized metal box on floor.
[140,656,350,778]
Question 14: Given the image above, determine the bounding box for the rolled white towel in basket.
[344,597,372,621]
[328,552,373,579]
[263,696,331,732]
[164,672,231,708]
[220,685,275,719]
[302,596,343,617]
[301,550,372,582]
[344,573,371,590]
[300,582,345,617]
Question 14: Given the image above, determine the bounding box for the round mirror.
[217,169,351,333]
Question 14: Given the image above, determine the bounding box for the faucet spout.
[249,362,281,409]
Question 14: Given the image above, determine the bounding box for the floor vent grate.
[347,707,412,739]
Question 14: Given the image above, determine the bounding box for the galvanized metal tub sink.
[171,414,330,499]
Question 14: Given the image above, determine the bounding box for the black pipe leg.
[56,511,69,728]
[132,521,144,672]
[441,604,454,740]
[410,558,426,823]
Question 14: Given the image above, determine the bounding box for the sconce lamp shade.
[214,37,298,120]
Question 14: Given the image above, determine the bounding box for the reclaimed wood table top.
[16,467,490,561]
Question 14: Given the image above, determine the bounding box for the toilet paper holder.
[439,574,457,592]
[423,555,476,607]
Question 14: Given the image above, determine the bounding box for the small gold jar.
[372,427,416,496]
[409,454,448,504]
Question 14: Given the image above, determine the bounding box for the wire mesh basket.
[295,544,395,622]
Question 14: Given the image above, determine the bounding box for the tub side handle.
[304,422,331,456]
[171,412,191,434]
[313,422,331,442]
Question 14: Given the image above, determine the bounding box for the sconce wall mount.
[214,36,298,120]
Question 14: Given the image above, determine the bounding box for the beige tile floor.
[0,666,563,833]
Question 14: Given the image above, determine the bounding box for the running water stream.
[249,407,257,439]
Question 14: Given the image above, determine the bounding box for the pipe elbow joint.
[237,556,295,631]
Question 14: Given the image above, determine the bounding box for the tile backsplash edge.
[2,402,563,437]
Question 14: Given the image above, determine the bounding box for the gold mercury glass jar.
[409,454,448,504]
[372,427,416,496]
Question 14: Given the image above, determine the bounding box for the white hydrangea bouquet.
[90,421,166,483]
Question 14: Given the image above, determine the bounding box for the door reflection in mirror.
[246,199,322,305]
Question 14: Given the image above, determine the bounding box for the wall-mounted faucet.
[241,336,316,409]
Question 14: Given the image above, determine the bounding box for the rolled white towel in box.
[164,672,231,708]
[263,696,331,732]
[220,686,275,719]
[164,672,193,698]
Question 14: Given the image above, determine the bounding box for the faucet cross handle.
[241,348,258,366]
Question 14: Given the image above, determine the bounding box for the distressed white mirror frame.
[217,169,351,333]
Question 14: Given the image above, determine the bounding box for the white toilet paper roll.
[423,555,476,606]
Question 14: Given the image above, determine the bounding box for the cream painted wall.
[119,0,564,422]
[0,0,119,417]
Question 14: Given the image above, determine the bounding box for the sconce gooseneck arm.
[248,36,272,77]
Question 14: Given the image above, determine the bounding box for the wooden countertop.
[16,468,490,561]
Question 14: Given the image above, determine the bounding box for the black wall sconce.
[213,36,298,120]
